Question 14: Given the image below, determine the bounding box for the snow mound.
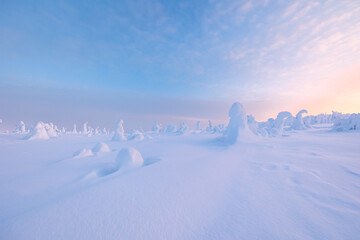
[73,148,94,158]
[116,148,144,169]
[92,142,111,153]
[112,120,126,141]
[24,122,50,140]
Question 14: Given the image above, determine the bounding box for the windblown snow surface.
[0,125,360,239]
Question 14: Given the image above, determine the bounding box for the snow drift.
[116,147,144,169]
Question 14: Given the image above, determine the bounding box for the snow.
[1,105,360,239]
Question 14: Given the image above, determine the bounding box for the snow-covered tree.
[220,102,252,144]
[14,121,27,134]
[152,121,161,133]
[24,122,50,140]
[112,120,126,141]
[196,121,201,131]
[291,109,308,130]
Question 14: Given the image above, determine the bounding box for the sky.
[0,0,360,130]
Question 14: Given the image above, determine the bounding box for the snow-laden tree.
[165,125,176,133]
[220,102,252,144]
[333,113,360,131]
[112,120,126,141]
[176,122,188,135]
[127,129,145,141]
[72,124,78,134]
[247,115,268,137]
[196,121,201,131]
[83,122,88,135]
[206,120,213,133]
[152,121,161,133]
[44,123,58,137]
[24,122,50,140]
[14,121,27,134]
[291,109,308,130]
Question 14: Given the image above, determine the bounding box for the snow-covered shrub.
[112,120,126,141]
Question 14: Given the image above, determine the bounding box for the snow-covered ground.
[0,125,360,239]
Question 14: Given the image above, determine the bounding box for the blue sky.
[1,0,360,129]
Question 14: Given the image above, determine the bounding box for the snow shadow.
[90,157,162,178]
